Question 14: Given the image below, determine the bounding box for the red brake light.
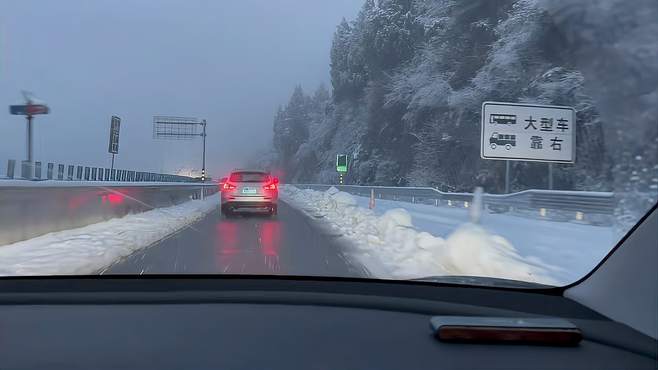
[222,182,237,191]
[263,183,277,191]
[263,177,278,191]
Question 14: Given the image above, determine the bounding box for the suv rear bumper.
[224,201,273,208]
[221,195,277,204]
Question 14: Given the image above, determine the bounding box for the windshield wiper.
[411,275,554,289]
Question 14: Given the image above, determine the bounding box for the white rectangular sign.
[481,101,576,163]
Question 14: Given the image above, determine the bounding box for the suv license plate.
[242,188,257,194]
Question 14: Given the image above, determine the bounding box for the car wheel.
[505,144,512,150]
[490,143,497,149]
[221,205,232,218]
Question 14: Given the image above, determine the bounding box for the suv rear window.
[229,172,270,182]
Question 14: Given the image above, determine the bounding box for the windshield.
[229,172,270,183]
[0,0,656,287]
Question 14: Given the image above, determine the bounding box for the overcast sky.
[0,0,361,177]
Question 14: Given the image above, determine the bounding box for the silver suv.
[220,170,278,216]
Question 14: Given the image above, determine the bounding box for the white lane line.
[223,265,231,273]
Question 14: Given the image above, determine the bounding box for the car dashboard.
[0,277,655,370]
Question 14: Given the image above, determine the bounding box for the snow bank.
[0,194,219,276]
[282,186,555,285]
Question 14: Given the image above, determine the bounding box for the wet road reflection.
[213,217,281,274]
[106,202,367,278]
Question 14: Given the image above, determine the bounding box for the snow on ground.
[0,194,219,276]
[281,186,563,285]
[349,195,619,285]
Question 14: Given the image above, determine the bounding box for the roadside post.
[9,92,50,179]
[481,102,576,192]
[336,154,348,185]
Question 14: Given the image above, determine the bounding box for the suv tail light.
[263,177,279,191]
[222,182,237,191]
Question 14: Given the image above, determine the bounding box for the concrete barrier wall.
[0,182,218,246]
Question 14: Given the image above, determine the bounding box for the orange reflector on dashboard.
[430,316,582,346]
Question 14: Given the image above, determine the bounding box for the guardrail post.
[369,188,375,209]
[67,165,74,180]
[57,164,64,180]
[34,161,42,179]
[76,166,83,180]
[84,167,90,181]
[6,159,15,179]
[47,163,54,180]
[21,160,32,179]
[91,167,97,181]
[469,187,484,224]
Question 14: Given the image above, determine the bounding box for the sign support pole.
[26,115,33,163]
[10,94,50,180]
[201,120,207,200]
[201,120,206,182]
[111,154,115,172]
[548,163,554,190]
[505,161,510,193]
[26,114,33,179]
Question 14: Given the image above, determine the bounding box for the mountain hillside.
[270,0,658,196]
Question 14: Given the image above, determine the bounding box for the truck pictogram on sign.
[481,102,576,163]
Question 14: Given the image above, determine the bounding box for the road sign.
[153,116,208,183]
[9,104,50,116]
[108,116,121,154]
[481,101,576,163]
[336,154,348,173]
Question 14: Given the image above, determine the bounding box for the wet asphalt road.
[105,201,369,277]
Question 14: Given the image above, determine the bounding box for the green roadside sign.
[336,154,348,173]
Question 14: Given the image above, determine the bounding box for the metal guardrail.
[291,184,617,225]
[3,158,199,183]
[0,182,218,246]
